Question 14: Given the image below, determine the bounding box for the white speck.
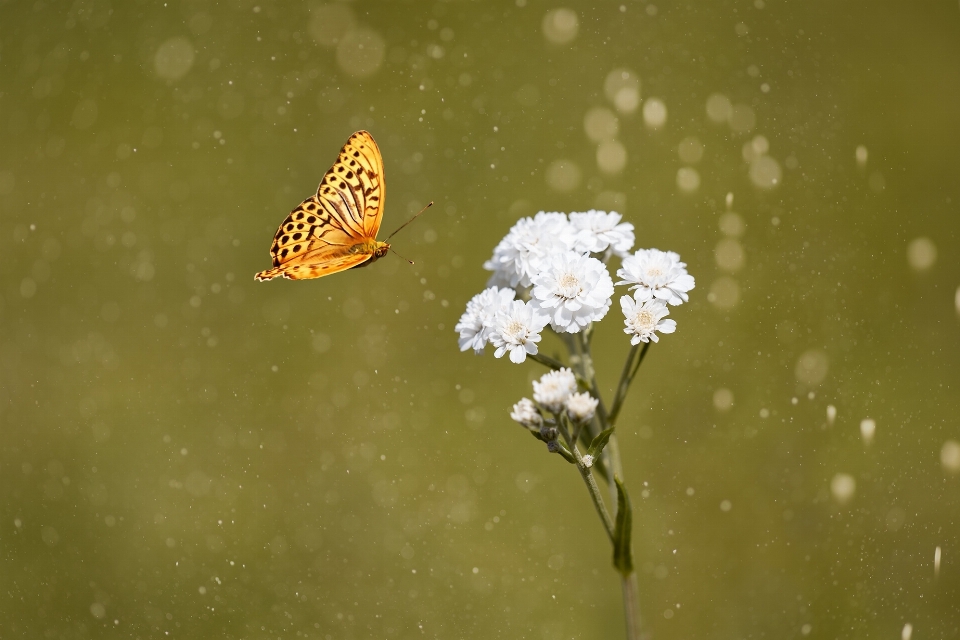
[902,623,913,640]
[642,98,667,129]
[720,500,732,512]
[830,473,856,504]
[907,237,937,272]
[940,439,960,474]
[856,145,868,165]
[935,546,942,579]
[826,405,837,425]
[859,418,876,445]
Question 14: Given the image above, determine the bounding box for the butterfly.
[256,130,425,282]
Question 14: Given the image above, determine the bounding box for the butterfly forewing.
[315,130,385,239]
[255,130,387,282]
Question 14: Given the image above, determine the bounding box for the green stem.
[558,328,642,640]
[574,331,623,500]
[557,414,615,542]
[607,342,651,427]
[529,352,566,371]
[621,572,642,640]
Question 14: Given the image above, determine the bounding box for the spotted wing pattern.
[254,131,385,282]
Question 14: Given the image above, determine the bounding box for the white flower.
[569,210,635,257]
[620,296,677,344]
[566,391,599,424]
[532,368,578,413]
[483,212,577,288]
[581,454,595,468]
[510,398,543,429]
[455,287,517,353]
[489,300,549,364]
[530,251,614,333]
[617,248,696,305]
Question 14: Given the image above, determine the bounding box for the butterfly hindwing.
[267,196,355,266]
[255,252,372,282]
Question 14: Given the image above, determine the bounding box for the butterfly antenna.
[386,201,433,241]
[390,247,415,265]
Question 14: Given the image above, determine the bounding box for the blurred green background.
[2,1,959,638]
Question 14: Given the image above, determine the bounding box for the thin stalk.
[574,332,623,503]
[556,415,615,542]
[572,333,641,640]
[621,572,642,640]
[607,342,651,427]
[529,352,566,371]
[553,328,642,639]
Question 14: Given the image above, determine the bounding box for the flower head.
[531,252,614,333]
[455,287,517,353]
[489,300,549,364]
[532,368,578,413]
[569,210,635,257]
[616,248,696,305]
[566,391,599,424]
[620,296,677,344]
[484,212,578,289]
[510,398,543,430]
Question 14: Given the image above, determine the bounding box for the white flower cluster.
[615,248,695,344]
[456,210,695,362]
[511,368,599,430]
[484,210,634,289]
[456,211,632,362]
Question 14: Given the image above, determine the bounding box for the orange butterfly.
[255,131,426,282]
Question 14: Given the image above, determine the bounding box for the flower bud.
[546,440,562,454]
[539,424,558,442]
[510,398,543,429]
[566,391,599,424]
[532,368,578,413]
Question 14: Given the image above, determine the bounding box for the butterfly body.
[255,131,387,282]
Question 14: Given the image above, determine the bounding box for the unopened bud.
[539,425,558,442]
[510,398,543,429]
[566,392,599,424]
